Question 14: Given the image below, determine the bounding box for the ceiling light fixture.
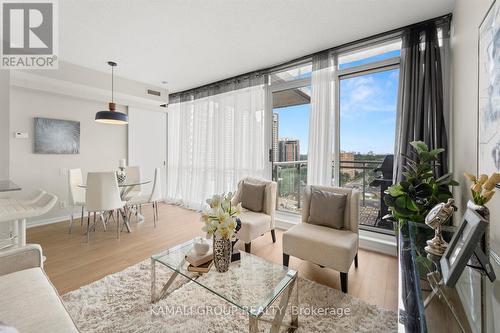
[95,61,128,125]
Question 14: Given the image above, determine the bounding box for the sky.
[273,50,399,156]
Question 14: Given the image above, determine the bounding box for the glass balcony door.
[338,68,399,232]
[269,63,312,214]
[271,84,311,214]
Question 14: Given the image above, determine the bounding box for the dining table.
[78,179,151,233]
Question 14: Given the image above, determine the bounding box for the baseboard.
[26,215,69,228]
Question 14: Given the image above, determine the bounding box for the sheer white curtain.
[167,82,266,210]
[307,53,335,186]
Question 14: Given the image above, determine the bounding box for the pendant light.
[95,61,128,125]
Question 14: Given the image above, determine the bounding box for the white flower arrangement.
[201,193,242,240]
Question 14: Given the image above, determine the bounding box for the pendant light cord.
[111,65,114,103]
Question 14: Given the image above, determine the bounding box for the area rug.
[62,260,397,332]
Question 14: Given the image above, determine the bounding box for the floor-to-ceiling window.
[269,63,311,213]
[268,39,401,233]
[336,39,400,233]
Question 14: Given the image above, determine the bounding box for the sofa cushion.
[240,182,266,212]
[0,268,78,333]
[282,223,358,272]
[236,210,271,243]
[307,187,347,229]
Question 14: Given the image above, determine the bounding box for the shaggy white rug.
[62,260,397,333]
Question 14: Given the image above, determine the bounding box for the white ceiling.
[59,0,455,93]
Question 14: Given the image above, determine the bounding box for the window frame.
[333,40,401,235]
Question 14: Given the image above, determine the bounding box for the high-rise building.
[340,151,356,178]
[279,138,300,162]
[272,113,279,162]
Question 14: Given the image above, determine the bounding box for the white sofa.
[0,245,79,332]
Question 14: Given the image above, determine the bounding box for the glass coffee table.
[151,239,298,332]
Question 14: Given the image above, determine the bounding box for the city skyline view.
[273,49,400,158]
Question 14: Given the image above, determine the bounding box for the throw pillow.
[307,187,347,229]
[241,182,266,212]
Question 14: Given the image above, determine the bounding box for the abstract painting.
[34,117,80,154]
[479,1,500,175]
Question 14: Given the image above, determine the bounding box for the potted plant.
[201,193,242,272]
[384,141,458,227]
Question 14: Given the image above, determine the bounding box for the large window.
[336,40,400,233]
[268,39,401,233]
[270,65,311,213]
[339,69,399,232]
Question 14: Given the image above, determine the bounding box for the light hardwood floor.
[27,203,398,310]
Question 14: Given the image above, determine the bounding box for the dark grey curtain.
[394,21,449,182]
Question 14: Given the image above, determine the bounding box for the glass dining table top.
[152,238,297,317]
[78,180,151,188]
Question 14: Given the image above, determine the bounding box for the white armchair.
[232,177,277,253]
[282,185,360,293]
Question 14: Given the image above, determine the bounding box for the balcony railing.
[272,159,389,229]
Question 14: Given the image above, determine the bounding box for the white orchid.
[201,192,241,240]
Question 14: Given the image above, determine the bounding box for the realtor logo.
[1,0,58,69]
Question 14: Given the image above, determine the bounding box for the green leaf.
[388,184,404,197]
[410,141,429,153]
[435,173,452,184]
[429,148,445,157]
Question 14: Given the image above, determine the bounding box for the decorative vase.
[467,200,490,267]
[116,168,126,184]
[213,236,232,273]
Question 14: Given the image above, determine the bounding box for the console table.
[398,222,482,333]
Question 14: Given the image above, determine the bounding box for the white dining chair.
[68,168,86,234]
[127,168,162,227]
[85,172,125,242]
[125,166,142,199]
[0,192,58,247]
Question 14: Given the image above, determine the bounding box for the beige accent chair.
[282,185,360,293]
[0,245,79,332]
[232,177,277,253]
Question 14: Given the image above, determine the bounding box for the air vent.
[147,89,161,96]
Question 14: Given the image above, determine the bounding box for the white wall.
[0,62,166,230]
[0,72,10,181]
[452,0,499,253]
[8,87,128,226]
[452,1,499,332]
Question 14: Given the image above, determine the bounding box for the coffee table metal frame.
[150,240,299,333]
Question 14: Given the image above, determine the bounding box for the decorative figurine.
[425,198,455,256]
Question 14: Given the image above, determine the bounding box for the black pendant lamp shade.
[95,61,128,125]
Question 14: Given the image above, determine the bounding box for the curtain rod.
[170,13,451,96]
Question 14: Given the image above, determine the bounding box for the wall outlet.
[14,131,29,139]
[59,201,66,209]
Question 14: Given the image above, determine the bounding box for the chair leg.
[100,212,107,231]
[80,206,84,228]
[355,253,358,268]
[245,242,251,253]
[283,253,290,267]
[340,272,348,293]
[152,202,157,228]
[69,214,73,234]
[87,212,91,243]
[116,210,121,239]
[271,229,276,243]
